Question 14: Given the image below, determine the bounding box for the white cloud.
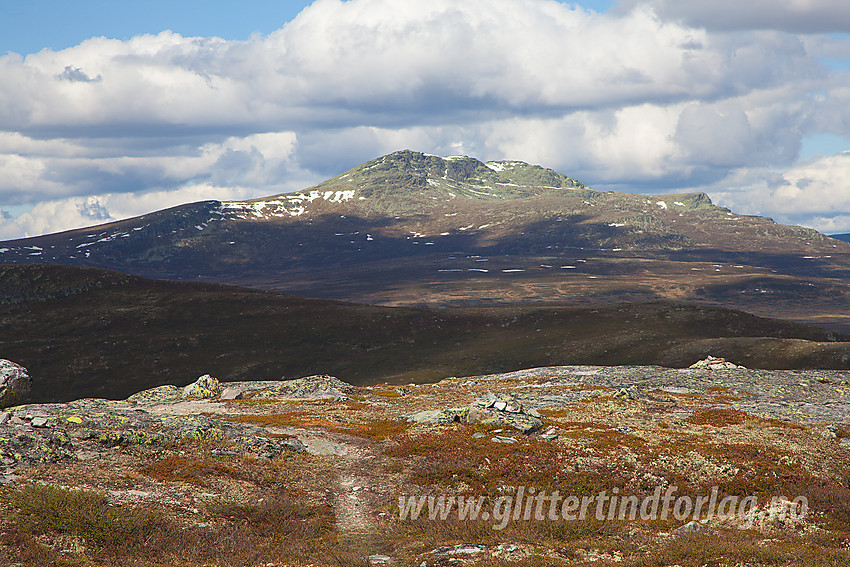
[707,152,850,233]
[0,0,818,134]
[618,0,850,33]
[0,183,294,241]
[0,0,848,238]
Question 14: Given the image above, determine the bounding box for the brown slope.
[1,264,849,404]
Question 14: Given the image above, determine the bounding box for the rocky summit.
[1,363,849,566]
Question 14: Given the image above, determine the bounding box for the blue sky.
[0,1,309,55]
[1,0,850,239]
[0,1,615,55]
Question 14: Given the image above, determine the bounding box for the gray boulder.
[689,356,744,370]
[467,393,544,434]
[182,374,223,399]
[0,360,31,408]
[406,393,545,434]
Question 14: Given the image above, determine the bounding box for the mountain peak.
[322,150,590,198]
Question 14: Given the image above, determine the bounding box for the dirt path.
[144,401,387,533]
[266,425,384,533]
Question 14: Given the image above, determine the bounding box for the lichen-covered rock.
[182,374,223,399]
[0,426,76,465]
[467,407,543,434]
[0,395,310,471]
[240,375,352,399]
[126,384,182,404]
[0,359,31,407]
[75,428,167,447]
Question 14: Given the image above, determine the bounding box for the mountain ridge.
[2,150,850,332]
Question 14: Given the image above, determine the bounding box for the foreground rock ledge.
[1,364,849,565]
[0,365,847,473]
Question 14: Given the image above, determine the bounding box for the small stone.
[823,426,839,440]
[30,417,49,428]
[613,388,633,399]
[674,520,715,535]
[541,427,559,441]
[0,411,9,425]
[66,416,83,424]
[219,387,243,400]
[210,448,243,457]
[281,437,307,452]
[368,555,393,565]
[472,432,485,439]
[433,544,487,556]
[493,401,508,411]
[491,436,517,444]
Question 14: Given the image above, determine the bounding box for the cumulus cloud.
[0,183,297,240]
[0,0,849,237]
[705,152,850,233]
[618,0,850,33]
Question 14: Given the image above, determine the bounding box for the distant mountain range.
[2,150,850,332]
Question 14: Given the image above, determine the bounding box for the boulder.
[0,360,31,408]
[407,393,545,433]
[467,393,544,434]
[242,375,352,399]
[689,356,744,370]
[182,374,223,399]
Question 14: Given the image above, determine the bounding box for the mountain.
[832,233,850,243]
[2,264,849,403]
[2,150,850,331]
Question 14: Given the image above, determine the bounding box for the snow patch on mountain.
[220,190,358,219]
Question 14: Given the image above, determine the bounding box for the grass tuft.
[5,484,167,548]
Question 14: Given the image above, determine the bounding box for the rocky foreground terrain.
[1,360,849,566]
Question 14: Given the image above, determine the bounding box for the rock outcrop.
[181,374,223,399]
[689,356,745,370]
[407,392,544,433]
[127,373,352,405]
[0,359,31,407]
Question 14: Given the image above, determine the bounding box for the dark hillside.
[2,265,848,403]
